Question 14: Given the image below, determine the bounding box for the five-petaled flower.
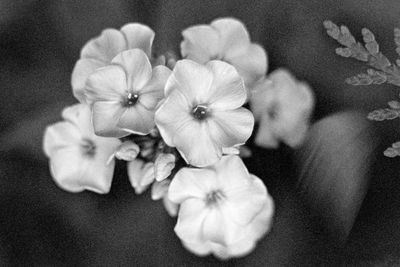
[85,49,171,137]
[181,17,267,90]
[250,69,314,148]
[168,155,274,259]
[43,104,121,194]
[155,59,254,167]
[72,23,155,103]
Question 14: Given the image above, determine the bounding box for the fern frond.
[394,28,400,58]
[324,20,400,87]
[345,69,387,86]
[367,100,400,121]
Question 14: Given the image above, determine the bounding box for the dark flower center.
[126,92,139,106]
[266,102,279,120]
[205,190,225,206]
[192,105,209,120]
[81,138,96,157]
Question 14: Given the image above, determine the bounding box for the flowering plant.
[43,17,314,259]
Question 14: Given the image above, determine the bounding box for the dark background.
[1,0,400,265]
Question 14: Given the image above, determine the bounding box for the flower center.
[205,190,225,206]
[126,92,139,106]
[192,105,209,120]
[266,102,279,120]
[81,138,96,157]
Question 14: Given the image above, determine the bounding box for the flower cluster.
[43,18,314,259]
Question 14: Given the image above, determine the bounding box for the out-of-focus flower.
[250,69,314,148]
[181,17,267,89]
[85,49,171,137]
[43,104,121,194]
[151,180,179,217]
[72,23,155,102]
[168,155,274,259]
[127,159,155,194]
[155,59,254,167]
[154,153,176,181]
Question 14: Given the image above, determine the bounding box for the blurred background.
[1,0,400,265]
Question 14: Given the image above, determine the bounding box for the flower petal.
[71,58,105,103]
[174,198,208,244]
[49,146,87,192]
[155,89,192,146]
[163,196,179,217]
[211,18,250,58]
[209,108,254,148]
[61,104,94,137]
[181,25,220,63]
[174,120,222,167]
[254,113,279,148]
[249,78,274,121]
[43,121,81,157]
[224,174,268,226]
[213,156,250,193]
[117,103,155,135]
[206,60,246,110]
[81,28,126,63]
[168,167,217,203]
[120,23,155,56]
[139,65,171,110]
[227,44,267,86]
[92,101,128,138]
[164,59,213,104]
[202,208,241,246]
[181,241,212,257]
[50,145,116,194]
[111,49,152,91]
[85,65,127,103]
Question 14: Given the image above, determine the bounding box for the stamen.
[126,92,139,106]
[192,105,209,120]
[81,138,96,157]
[205,190,225,206]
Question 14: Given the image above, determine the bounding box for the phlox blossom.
[250,69,314,148]
[181,17,267,89]
[168,155,274,259]
[155,59,254,167]
[72,23,154,102]
[85,49,171,137]
[43,104,121,194]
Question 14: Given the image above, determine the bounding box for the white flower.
[250,69,314,148]
[72,23,155,102]
[181,17,267,89]
[155,59,254,167]
[154,153,176,182]
[151,180,179,217]
[127,159,155,194]
[85,49,171,137]
[168,155,274,259]
[43,104,121,194]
